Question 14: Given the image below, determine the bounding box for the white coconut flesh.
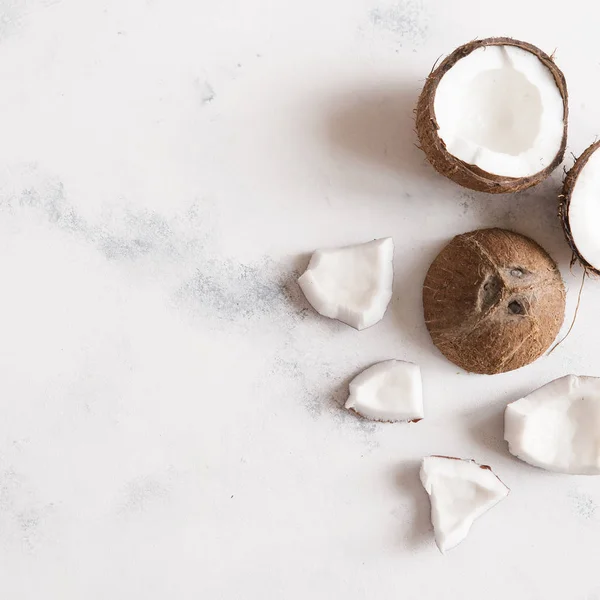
[298,238,394,330]
[420,456,509,553]
[434,45,564,178]
[566,149,600,270]
[345,360,423,422]
[505,375,600,475]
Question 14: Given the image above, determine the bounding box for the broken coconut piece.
[416,37,568,193]
[560,141,600,275]
[420,456,509,553]
[345,360,423,422]
[298,238,394,330]
[505,375,600,475]
[423,228,565,374]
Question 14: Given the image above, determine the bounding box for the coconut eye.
[480,274,502,310]
[510,268,524,278]
[508,300,525,315]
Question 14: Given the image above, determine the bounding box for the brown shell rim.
[559,140,600,275]
[416,37,569,192]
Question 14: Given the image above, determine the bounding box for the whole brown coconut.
[559,140,600,275]
[416,37,568,194]
[423,228,565,374]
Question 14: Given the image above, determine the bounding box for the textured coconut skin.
[423,228,565,374]
[416,37,569,194]
[559,141,600,275]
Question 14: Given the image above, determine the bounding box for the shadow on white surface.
[388,237,448,355]
[395,459,433,550]
[328,365,368,413]
[281,252,313,317]
[326,83,431,182]
[468,403,509,460]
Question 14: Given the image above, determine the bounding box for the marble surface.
[0,0,599,598]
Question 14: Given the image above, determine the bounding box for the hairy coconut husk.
[559,141,600,275]
[416,37,568,194]
[423,228,565,375]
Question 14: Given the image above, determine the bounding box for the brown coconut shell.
[559,141,600,275]
[416,37,568,194]
[423,228,565,374]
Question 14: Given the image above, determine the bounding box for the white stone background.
[0,0,598,598]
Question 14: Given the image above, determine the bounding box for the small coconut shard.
[423,228,565,374]
[345,360,423,422]
[298,238,394,330]
[560,141,600,274]
[416,37,568,193]
[505,375,600,475]
[420,456,509,553]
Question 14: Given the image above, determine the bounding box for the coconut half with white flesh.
[298,238,394,330]
[416,37,568,193]
[345,360,423,422]
[420,456,509,553]
[505,375,600,474]
[560,141,600,275]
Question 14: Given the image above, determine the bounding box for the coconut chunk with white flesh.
[505,375,600,475]
[345,360,423,422]
[298,238,394,330]
[420,456,509,553]
[560,141,600,274]
[416,38,568,193]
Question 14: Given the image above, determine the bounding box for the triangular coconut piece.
[298,238,394,330]
[420,456,509,553]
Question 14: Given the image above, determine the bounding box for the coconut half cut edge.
[560,141,600,275]
[416,37,568,193]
